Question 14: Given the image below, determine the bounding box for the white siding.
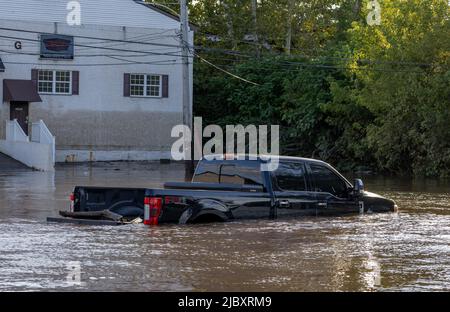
[0,19,194,159]
[0,0,180,29]
[0,1,194,161]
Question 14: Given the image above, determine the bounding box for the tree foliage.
[153,0,449,177]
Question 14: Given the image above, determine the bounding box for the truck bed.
[72,186,146,216]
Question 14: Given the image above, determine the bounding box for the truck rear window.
[194,161,263,186]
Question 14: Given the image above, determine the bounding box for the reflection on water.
[0,162,449,291]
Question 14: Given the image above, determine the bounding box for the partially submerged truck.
[48,156,398,226]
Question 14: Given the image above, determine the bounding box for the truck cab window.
[194,162,220,183]
[273,162,307,191]
[194,161,263,186]
[220,164,263,186]
[309,164,348,198]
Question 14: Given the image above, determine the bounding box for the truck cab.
[188,156,396,220]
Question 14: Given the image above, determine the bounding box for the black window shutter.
[72,71,79,95]
[162,75,169,98]
[31,69,38,91]
[124,73,130,97]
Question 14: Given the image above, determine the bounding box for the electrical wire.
[0,26,444,76]
[0,34,193,58]
[0,48,183,58]
[2,60,182,67]
[195,53,260,86]
[0,26,181,49]
[1,25,442,69]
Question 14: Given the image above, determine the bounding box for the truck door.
[219,162,272,220]
[307,163,359,215]
[272,161,318,218]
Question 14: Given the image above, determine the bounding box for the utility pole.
[180,0,194,178]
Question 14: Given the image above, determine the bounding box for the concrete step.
[0,152,30,171]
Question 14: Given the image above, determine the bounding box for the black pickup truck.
[56,156,397,226]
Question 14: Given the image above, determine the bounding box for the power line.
[75,33,180,52]
[193,43,442,68]
[191,27,444,68]
[0,47,429,74]
[0,48,183,58]
[105,55,185,65]
[0,34,193,58]
[2,60,182,67]
[195,53,260,86]
[1,25,441,69]
[0,26,182,49]
[1,27,443,74]
[0,43,431,74]
[197,54,429,74]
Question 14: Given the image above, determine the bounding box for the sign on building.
[40,34,74,59]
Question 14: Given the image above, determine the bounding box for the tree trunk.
[285,0,294,55]
[221,0,237,50]
[251,0,260,57]
[353,0,362,18]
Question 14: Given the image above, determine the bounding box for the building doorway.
[10,101,29,135]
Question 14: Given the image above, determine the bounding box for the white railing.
[31,120,56,164]
[6,119,29,142]
[0,119,55,171]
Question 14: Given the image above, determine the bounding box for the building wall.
[0,15,194,162]
[0,0,181,29]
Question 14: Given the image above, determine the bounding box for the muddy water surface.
[0,162,449,291]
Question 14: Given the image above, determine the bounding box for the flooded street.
[0,162,449,292]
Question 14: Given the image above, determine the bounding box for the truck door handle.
[317,202,327,208]
[278,200,291,208]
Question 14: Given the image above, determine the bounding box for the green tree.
[341,0,450,176]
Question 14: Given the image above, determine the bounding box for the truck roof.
[202,154,328,165]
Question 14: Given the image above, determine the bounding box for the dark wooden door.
[10,101,29,135]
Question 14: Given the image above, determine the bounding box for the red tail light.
[144,197,163,226]
[69,193,75,212]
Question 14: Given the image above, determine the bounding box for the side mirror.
[354,179,364,195]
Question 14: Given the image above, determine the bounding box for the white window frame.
[38,70,72,95]
[130,74,162,98]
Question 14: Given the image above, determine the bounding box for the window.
[219,164,263,186]
[193,161,220,184]
[130,74,162,97]
[309,164,348,198]
[273,162,307,191]
[193,161,263,186]
[38,70,71,94]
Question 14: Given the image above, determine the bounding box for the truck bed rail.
[164,182,264,192]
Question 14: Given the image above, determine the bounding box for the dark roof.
[3,79,42,102]
[134,1,198,31]
[0,58,4,72]
[202,154,328,165]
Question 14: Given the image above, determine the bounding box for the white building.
[0,0,194,162]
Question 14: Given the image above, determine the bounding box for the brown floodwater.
[0,162,449,292]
